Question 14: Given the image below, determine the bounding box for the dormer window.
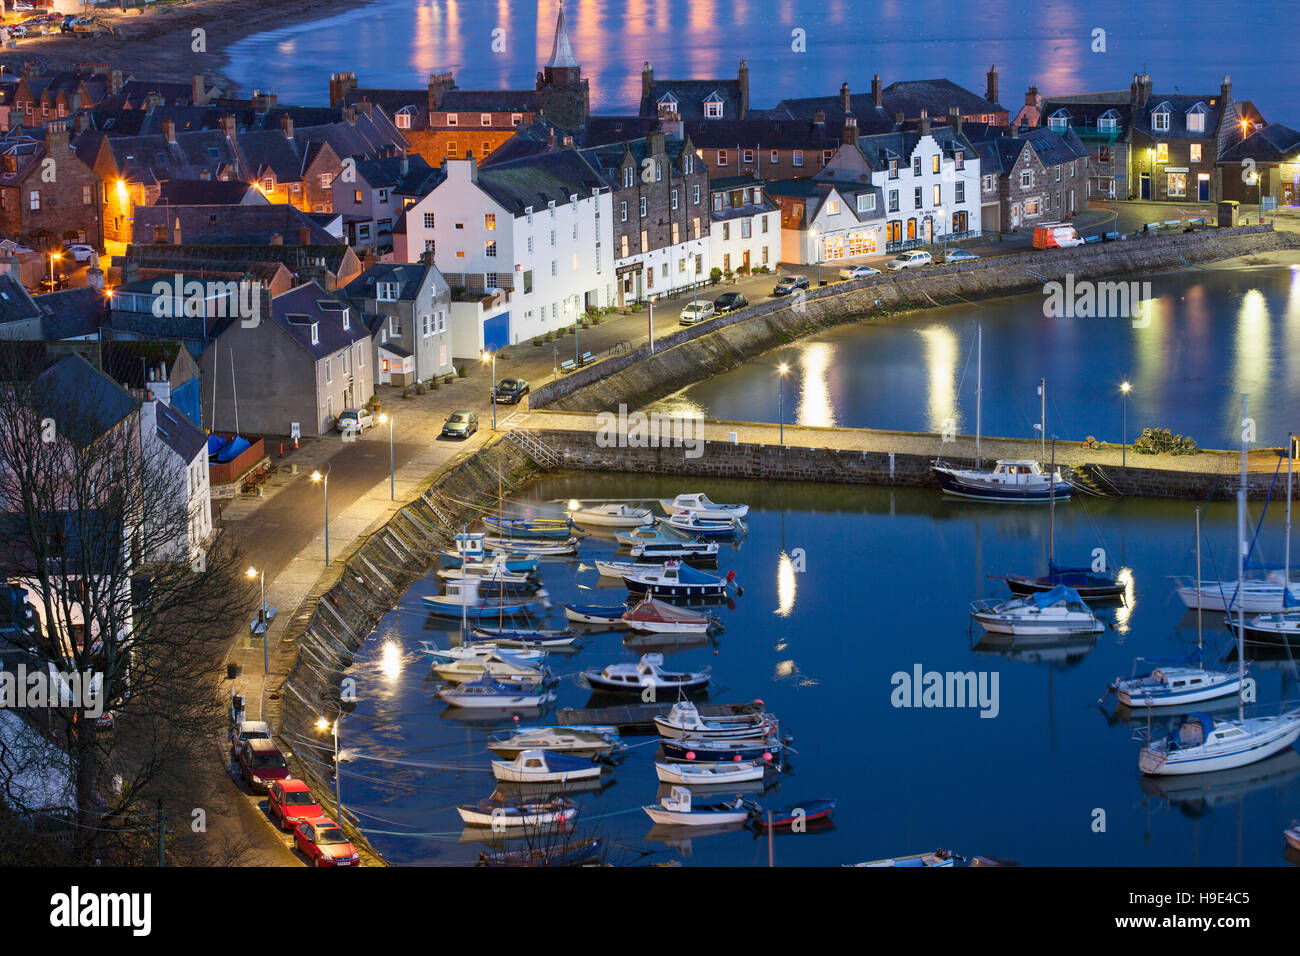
[446,113,458,126]
[311,323,319,344]
[377,280,399,301]
[657,93,679,118]
[1048,109,1070,131]
[704,93,724,119]
[342,309,350,331]
[481,113,492,126]
[395,105,416,130]
[1151,106,1170,132]
[1098,110,1119,132]
[1186,102,1207,132]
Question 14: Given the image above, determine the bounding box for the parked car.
[35,275,66,293]
[886,251,933,271]
[8,26,27,38]
[494,378,529,404]
[713,292,749,314]
[293,817,360,867]
[335,408,374,435]
[771,275,809,296]
[237,738,292,794]
[678,300,715,326]
[442,410,478,439]
[229,719,272,763]
[268,779,324,832]
[839,265,881,280]
[943,248,980,263]
[63,244,97,263]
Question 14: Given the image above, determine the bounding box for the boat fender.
[685,751,696,761]
[762,752,773,762]
[734,754,744,762]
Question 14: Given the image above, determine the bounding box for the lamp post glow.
[378,413,394,500]
[648,295,656,354]
[48,251,60,288]
[777,363,789,446]
[481,350,497,431]
[246,553,268,673]
[1120,381,1131,466]
[310,462,331,563]
[809,227,821,286]
[316,706,343,824]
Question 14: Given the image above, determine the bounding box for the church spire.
[546,2,579,69]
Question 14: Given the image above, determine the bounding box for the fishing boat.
[660,736,784,763]
[423,579,550,619]
[630,539,720,563]
[418,640,545,666]
[663,512,746,538]
[752,799,836,829]
[471,625,581,648]
[487,726,623,759]
[563,603,631,627]
[437,556,537,585]
[568,502,654,528]
[933,458,1073,503]
[484,536,579,556]
[483,515,574,540]
[432,650,552,685]
[487,725,622,759]
[623,562,739,599]
[491,749,604,784]
[654,759,769,785]
[456,796,577,828]
[583,653,711,695]
[437,675,556,709]
[659,493,749,520]
[1140,399,1300,776]
[970,585,1104,636]
[476,838,603,867]
[654,700,775,740]
[622,597,720,635]
[851,849,960,867]
[1107,507,1244,708]
[642,786,752,826]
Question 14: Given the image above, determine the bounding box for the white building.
[707,176,781,275]
[765,178,885,266]
[396,152,613,346]
[140,397,212,564]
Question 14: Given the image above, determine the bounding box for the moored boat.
[851,848,960,867]
[658,493,750,520]
[662,512,746,538]
[471,625,580,648]
[1110,663,1244,708]
[642,786,752,826]
[456,796,577,828]
[484,536,579,556]
[476,838,603,867]
[623,561,738,599]
[1138,710,1300,775]
[484,515,574,540]
[487,725,623,759]
[583,653,711,695]
[491,748,604,784]
[932,458,1073,503]
[654,758,768,785]
[752,798,836,829]
[568,502,654,528]
[1173,576,1300,614]
[432,650,552,685]
[437,675,556,709]
[423,579,550,619]
[660,736,784,762]
[418,640,545,666]
[563,603,631,627]
[970,584,1104,636]
[1287,821,1300,853]
[654,700,776,740]
[622,597,720,635]
[1006,563,1126,601]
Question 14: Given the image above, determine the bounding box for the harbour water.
[225,0,1296,125]
[652,267,1300,450]
[336,473,1300,867]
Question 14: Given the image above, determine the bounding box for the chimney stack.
[641,61,654,107]
[298,226,311,245]
[948,105,962,132]
[1220,74,1232,106]
[329,71,358,109]
[1025,85,1040,107]
[813,108,826,127]
[172,216,182,245]
[872,73,883,108]
[191,75,205,105]
[842,113,858,146]
[163,118,176,144]
[985,65,999,106]
[839,82,851,113]
[219,113,237,140]
[919,109,931,136]
[737,60,749,118]
[400,146,409,176]
[341,105,356,125]
[108,69,123,95]
[280,113,294,139]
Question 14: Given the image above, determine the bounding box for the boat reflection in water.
[971,630,1099,669]
[1139,748,1300,816]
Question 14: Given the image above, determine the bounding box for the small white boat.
[654,759,768,785]
[653,700,776,741]
[594,558,659,579]
[437,675,556,709]
[851,849,960,867]
[484,536,578,556]
[487,726,622,759]
[437,556,536,585]
[1139,710,1300,775]
[491,749,604,784]
[1173,575,1300,614]
[662,512,746,538]
[583,653,711,695]
[932,458,1073,503]
[457,797,577,828]
[659,493,749,520]
[432,649,551,685]
[642,786,752,826]
[1286,821,1300,852]
[419,640,545,666]
[1233,611,1300,645]
[569,502,655,528]
[1110,663,1243,708]
[970,584,1104,636]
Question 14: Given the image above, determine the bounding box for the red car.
[293,817,360,867]
[237,738,291,794]
[268,779,323,832]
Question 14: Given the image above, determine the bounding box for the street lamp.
[1120,381,1131,466]
[481,350,497,431]
[809,227,821,286]
[245,553,268,674]
[378,413,394,500]
[48,250,60,289]
[648,294,657,354]
[777,362,789,446]
[310,462,331,564]
[315,703,344,824]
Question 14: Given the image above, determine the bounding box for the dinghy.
[583,653,711,695]
[654,700,775,740]
[437,675,556,709]
[563,603,631,627]
[655,759,769,785]
[483,516,574,540]
[456,796,577,828]
[471,625,580,648]
[623,561,738,599]
[663,512,746,538]
[622,597,720,635]
[752,799,836,829]
[491,749,604,784]
[852,849,960,867]
[616,523,698,546]
[418,640,545,666]
[568,502,654,528]
[642,786,752,826]
[658,494,750,520]
[660,736,784,762]
[484,535,578,556]
[594,558,659,579]
[970,585,1104,636]
[437,555,537,585]
[487,726,623,759]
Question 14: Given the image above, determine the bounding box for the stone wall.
[531,224,1296,412]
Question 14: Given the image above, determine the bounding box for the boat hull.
[1140,717,1300,775]
[1006,573,1125,601]
[1175,581,1300,614]
[654,761,767,784]
[563,603,629,625]
[972,613,1104,636]
[624,579,728,599]
[457,805,576,827]
[585,672,711,694]
[660,739,783,762]
[1115,673,1243,708]
[643,806,750,826]
[933,466,1073,503]
[491,764,603,784]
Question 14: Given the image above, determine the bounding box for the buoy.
[733,753,743,762]
[512,714,519,722]
[685,751,696,761]
[763,752,773,762]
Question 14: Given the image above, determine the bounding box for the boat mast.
[1195,506,1203,670]
[1237,394,1247,722]
[1049,437,1056,565]
[1287,432,1293,594]
[975,323,982,463]
[1038,377,1046,468]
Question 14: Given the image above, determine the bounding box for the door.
[1140,174,1150,200]
[1285,183,1296,206]
[923,218,933,243]
[1198,175,1210,202]
[742,250,750,271]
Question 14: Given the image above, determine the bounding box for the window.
[1156,142,1169,163]
[264,178,274,192]
[551,260,557,277]
[932,155,941,174]
[621,235,629,257]
[671,189,678,210]
[1021,170,1032,188]
[983,174,995,191]
[826,199,840,215]
[705,99,723,119]
[1190,143,1202,163]
[1048,111,1068,131]
[692,217,700,239]
[29,190,39,210]
[395,108,413,130]
[550,230,556,247]
[1055,166,1061,181]
[933,184,941,205]
[356,343,363,367]
[742,149,754,164]
[888,190,899,213]
[1186,106,1206,132]
[1024,199,1040,216]
[523,270,533,294]
[823,150,833,164]
[771,150,779,164]
[713,194,724,213]
[761,214,769,233]
[639,197,647,218]
[312,324,320,345]
[511,113,522,126]
[913,156,922,176]
[1152,109,1169,132]
[640,231,648,253]
[485,240,497,257]
[914,186,923,209]
[446,113,458,126]
[423,212,435,228]
[481,113,491,126]
[377,281,399,301]
[955,182,965,203]
[718,150,728,165]
[693,184,700,204]
[481,142,491,157]
[320,173,334,188]
[888,159,899,179]
[955,152,964,170]
[793,150,804,167]
[573,221,578,240]
[620,201,628,222]
[1166,171,1186,197]
[424,239,435,254]
[1098,114,1117,132]
[527,236,534,253]
[722,222,730,241]
[672,222,680,244]
[622,166,634,188]
[740,219,751,239]
[484,213,495,230]
[447,141,458,157]
[485,272,498,290]
[82,185,92,205]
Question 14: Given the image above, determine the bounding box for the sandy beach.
[0,0,374,93]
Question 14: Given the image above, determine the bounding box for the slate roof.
[1037,95,1132,135]
[122,242,355,275]
[0,274,40,326]
[343,263,447,302]
[581,115,662,146]
[471,148,606,215]
[480,121,563,166]
[100,79,196,111]
[1129,93,1226,140]
[578,135,696,186]
[1219,123,1300,163]
[763,179,884,226]
[776,79,1002,125]
[707,177,781,222]
[677,117,858,150]
[36,287,109,340]
[967,126,1089,174]
[266,282,370,360]
[439,90,540,113]
[352,154,434,193]
[156,179,263,205]
[851,125,978,173]
[98,340,191,390]
[152,400,206,461]
[131,204,340,246]
[641,80,743,122]
[342,88,428,128]
[32,353,138,449]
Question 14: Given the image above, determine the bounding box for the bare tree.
[0,348,254,864]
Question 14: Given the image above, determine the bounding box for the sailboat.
[1139,396,1300,775]
[1005,438,1126,599]
[931,344,1073,502]
[1233,435,1300,646]
[1107,507,1244,707]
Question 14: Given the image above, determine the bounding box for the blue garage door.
[483,311,510,351]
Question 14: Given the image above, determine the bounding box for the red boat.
[752,798,836,828]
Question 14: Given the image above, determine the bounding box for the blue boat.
[484,516,574,540]
[563,603,631,626]
[440,550,540,573]
[660,737,783,762]
[423,579,550,619]
[752,798,836,828]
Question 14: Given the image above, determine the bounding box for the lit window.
[1156,143,1169,163]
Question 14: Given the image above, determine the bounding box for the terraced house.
[0,121,104,251]
[707,176,782,274]
[340,263,452,386]
[966,124,1089,232]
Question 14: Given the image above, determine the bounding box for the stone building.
[966,124,1090,232]
[0,121,104,250]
